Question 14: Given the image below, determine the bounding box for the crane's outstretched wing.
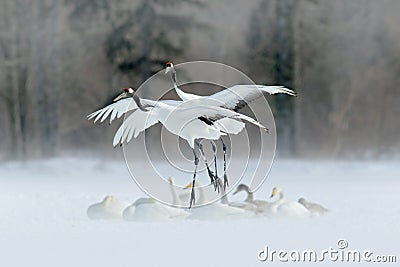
[177,105,269,133]
[87,98,178,125]
[207,85,296,112]
[87,98,137,124]
[213,117,245,135]
[112,109,159,146]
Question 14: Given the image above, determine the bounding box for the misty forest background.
[0,0,399,161]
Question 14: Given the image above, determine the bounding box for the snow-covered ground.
[0,157,399,266]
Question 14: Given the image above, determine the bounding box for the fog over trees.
[0,0,399,160]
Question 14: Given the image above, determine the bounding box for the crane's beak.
[113,91,129,102]
[165,66,171,74]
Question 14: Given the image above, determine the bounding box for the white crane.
[88,87,268,207]
[88,93,245,192]
[165,61,296,189]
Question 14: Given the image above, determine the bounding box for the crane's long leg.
[195,140,218,192]
[211,141,222,192]
[211,141,218,177]
[189,149,199,208]
[221,138,229,190]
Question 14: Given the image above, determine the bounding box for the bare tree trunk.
[273,0,296,156]
[9,1,24,159]
[376,85,390,157]
[330,79,360,158]
[139,1,153,99]
[17,65,28,158]
[45,0,62,156]
[293,2,303,157]
[32,0,52,157]
[5,72,22,159]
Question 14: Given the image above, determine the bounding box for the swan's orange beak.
[184,182,193,189]
[270,188,277,198]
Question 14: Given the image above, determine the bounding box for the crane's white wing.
[87,98,180,125]
[87,98,137,124]
[214,117,245,134]
[176,89,203,101]
[143,99,181,107]
[176,105,268,133]
[207,85,296,111]
[212,109,268,132]
[112,109,159,146]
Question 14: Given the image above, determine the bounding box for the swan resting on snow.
[266,187,311,219]
[123,177,188,222]
[298,197,329,216]
[186,181,254,221]
[178,179,208,206]
[123,178,249,221]
[87,195,129,220]
[232,184,271,213]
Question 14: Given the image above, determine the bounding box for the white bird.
[267,187,311,219]
[185,181,250,221]
[122,197,158,221]
[165,61,296,106]
[179,180,208,205]
[298,197,329,216]
[88,87,268,207]
[219,186,258,213]
[88,90,245,193]
[124,199,174,222]
[168,177,182,206]
[232,184,271,213]
[165,61,296,189]
[87,195,129,220]
[123,177,188,222]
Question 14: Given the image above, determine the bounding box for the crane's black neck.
[131,93,147,112]
[170,69,178,88]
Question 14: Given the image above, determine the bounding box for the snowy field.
[0,157,399,266]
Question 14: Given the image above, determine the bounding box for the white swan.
[298,197,329,216]
[216,183,258,212]
[267,187,311,219]
[186,181,251,221]
[87,195,129,220]
[169,177,182,206]
[232,184,271,213]
[123,177,188,222]
[178,180,208,205]
[122,198,168,222]
[178,179,255,212]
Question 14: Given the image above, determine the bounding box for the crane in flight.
[164,61,296,190]
[88,87,268,207]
